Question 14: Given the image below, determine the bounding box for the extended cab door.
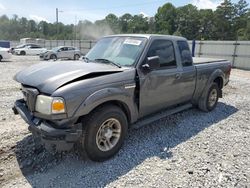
[176,40,196,103]
[138,39,195,117]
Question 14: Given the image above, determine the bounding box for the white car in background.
[40,46,81,60]
[0,47,12,61]
[14,44,47,55]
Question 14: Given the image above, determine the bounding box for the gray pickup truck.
[13,34,231,161]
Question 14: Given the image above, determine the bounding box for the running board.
[132,103,193,129]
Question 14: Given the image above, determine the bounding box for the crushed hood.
[14,61,123,94]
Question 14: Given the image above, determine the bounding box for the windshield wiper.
[94,58,121,68]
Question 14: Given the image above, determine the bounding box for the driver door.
[57,47,66,58]
[139,39,183,117]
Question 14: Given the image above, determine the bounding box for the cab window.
[177,41,193,66]
[147,39,176,68]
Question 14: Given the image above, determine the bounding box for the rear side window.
[177,41,193,66]
[61,47,68,51]
[147,40,176,68]
[29,45,41,49]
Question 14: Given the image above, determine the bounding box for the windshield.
[16,44,26,48]
[52,47,61,52]
[86,36,147,67]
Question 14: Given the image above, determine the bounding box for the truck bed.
[193,57,227,64]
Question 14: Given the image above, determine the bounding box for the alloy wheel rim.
[208,88,217,107]
[96,118,121,152]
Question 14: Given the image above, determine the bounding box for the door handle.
[175,73,181,79]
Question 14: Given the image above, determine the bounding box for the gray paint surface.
[14,61,123,94]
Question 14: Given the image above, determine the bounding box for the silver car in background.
[40,46,81,60]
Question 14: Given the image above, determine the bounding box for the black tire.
[50,54,57,60]
[198,82,219,112]
[0,55,2,62]
[74,54,80,60]
[20,51,26,55]
[79,104,128,162]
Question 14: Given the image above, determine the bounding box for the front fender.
[73,87,138,123]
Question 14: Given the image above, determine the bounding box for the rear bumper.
[13,99,82,152]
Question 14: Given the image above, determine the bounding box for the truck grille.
[21,85,39,112]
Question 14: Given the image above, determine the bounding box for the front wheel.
[198,83,219,112]
[50,54,57,60]
[79,104,128,161]
[20,51,26,55]
[74,54,80,60]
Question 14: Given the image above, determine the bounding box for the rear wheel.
[198,83,219,112]
[20,51,26,55]
[0,55,2,62]
[50,54,57,60]
[78,104,128,161]
[74,54,80,60]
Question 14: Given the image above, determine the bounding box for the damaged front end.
[12,61,125,152]
[13,98,82,152]
[12,83,83,153]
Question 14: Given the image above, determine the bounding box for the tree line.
[0,0,249,41]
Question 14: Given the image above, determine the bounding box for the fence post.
[79,40,81,52]
[232,40,239,68]
[192,40,195,57]
[50,40,52,49]
[198,40,203,57]
[90,40,92,49]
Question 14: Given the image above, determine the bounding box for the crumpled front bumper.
[13,99,82,152]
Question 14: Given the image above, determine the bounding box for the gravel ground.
[0,56,249,188]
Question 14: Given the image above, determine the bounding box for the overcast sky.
[0,0,243,24]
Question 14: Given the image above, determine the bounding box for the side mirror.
[142,56,160,70]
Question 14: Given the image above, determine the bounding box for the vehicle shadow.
[15,102,238,187]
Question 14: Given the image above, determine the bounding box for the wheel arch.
[214,76,223,89]
[20,50,26,55]
[84,100,131,124]
[73,88,139,124]
[50,53,57,58]
[193,69,225,104]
